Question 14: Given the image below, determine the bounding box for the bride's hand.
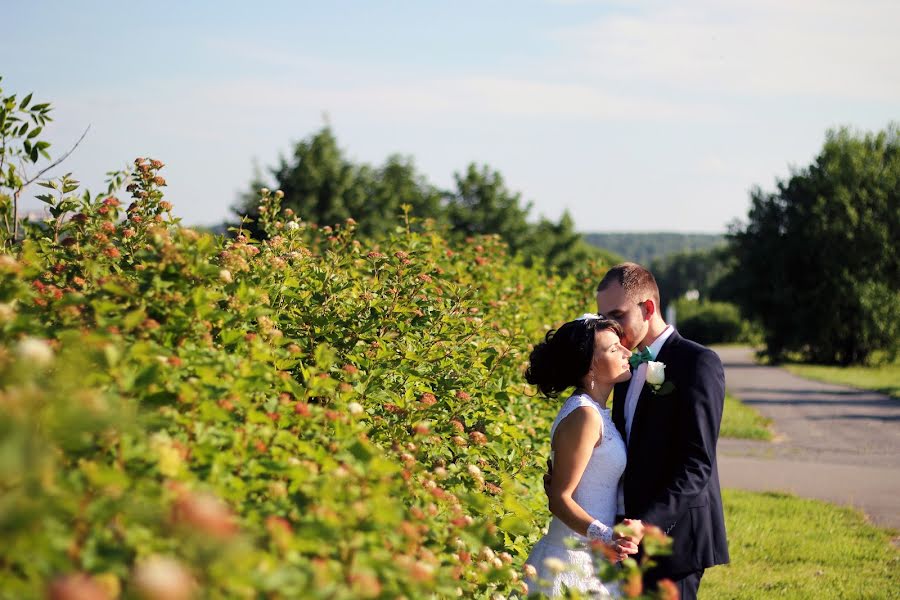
[611,537,638,561]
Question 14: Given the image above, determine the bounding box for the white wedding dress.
[525,393,627,598]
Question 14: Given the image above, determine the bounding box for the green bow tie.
[629,347,653,369]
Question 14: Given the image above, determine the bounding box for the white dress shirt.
[616,324,675,515]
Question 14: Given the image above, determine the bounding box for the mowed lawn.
[720,392,772,440]
[701,489,900,599]
[783,362,900,400]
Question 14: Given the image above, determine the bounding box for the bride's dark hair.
[526,317,624,398]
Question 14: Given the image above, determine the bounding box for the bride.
[524,314,643,598]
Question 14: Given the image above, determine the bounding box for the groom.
[548,262,729,599]
[600,262,728,598]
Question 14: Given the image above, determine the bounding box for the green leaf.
[134,363,161,388]
[90,299,120,317]
[123,308,147,330]
[101,280,131,296]
[19,93,32,110]
[654,381,676,396]
[218,328,244,346]
[347,439,375,464]
[367,456,401,476]
[497,515,531,535]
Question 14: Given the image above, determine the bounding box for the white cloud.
[200,33,716,123]
[238,75,714,121]
[551,0,900,101]
[442,77,712,120]
[165,58,705,125]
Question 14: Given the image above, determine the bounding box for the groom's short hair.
[596,262,661,306]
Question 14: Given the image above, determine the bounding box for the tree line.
[232,127,615,273]
[583,232,724,265]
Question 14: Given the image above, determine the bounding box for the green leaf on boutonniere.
[652,381,676,396]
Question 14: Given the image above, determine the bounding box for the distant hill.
[582,233,725,265]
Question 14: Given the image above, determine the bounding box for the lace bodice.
[545,393,627,546]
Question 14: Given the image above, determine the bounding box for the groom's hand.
[614,518,645,547]
[542,458,553,506]
[623,518,645,545]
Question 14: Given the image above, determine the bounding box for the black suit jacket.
[612,329,729,576]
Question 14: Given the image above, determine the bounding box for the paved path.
[714,347,900,531]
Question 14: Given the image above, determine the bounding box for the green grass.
[783,362,900,400]
[702,489,900,599]
[720,392,772,440]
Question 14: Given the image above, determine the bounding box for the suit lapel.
[628,330,681,449]
[627,382,654,451]
[654,329,680,366]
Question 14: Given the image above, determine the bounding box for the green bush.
[0,79,681,599]
[674,299,759,346]
[0,148,629,597]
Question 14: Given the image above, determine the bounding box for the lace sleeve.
[586,519,613,543]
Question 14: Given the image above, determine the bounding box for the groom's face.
[596,281,648,350]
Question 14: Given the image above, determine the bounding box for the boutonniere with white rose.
[645,361,675,395]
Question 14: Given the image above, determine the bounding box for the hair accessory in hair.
[575,313,605,321]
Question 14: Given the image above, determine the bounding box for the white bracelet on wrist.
[586,519,613,543]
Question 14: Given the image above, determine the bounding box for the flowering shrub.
[0,147,639,597]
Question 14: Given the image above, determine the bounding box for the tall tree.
[362,154,444,233]
[526,211,599,273]
[272,126,364,228]
[235,127,441,236]
[443,164,532,254]
[725,125,899,364]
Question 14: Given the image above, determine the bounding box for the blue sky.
[4,0,898,232]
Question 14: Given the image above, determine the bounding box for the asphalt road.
[714,346,900,531]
